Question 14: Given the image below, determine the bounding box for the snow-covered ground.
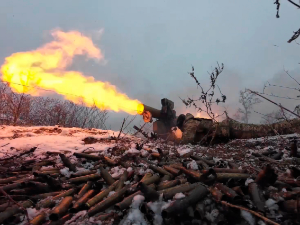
[0,125,128,158]
[0,125,299,225]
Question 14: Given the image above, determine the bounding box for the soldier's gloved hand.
[171,126,182,139]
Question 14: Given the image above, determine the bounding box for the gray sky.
[1,0,300,130]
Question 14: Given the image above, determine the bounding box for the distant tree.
[1,84,31,126]
[0,83,108,129]
[234,89,262,123]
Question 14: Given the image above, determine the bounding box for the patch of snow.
[60,129,70,136]
[258,220,266,225]
[82,162,94,170]
[131,195,145,209]
[119,195,148,225]
[60,167,73,178]
[140,149,149,157]
[177,146,191,156]
[27,208,39,220]
[65,210,87,224]
[187,160,198,170]
[265,198,279,213]
[110,167,126,178]
[213,157,222,163]
[240,210,255,225]
[205,209,219,223]
[245,178,254,186]
[124,148,140,155]
[138,168,153,175]
[147,194,169,225]
[173,193,185,199]
[108,191,116,197]
[0,126,116,158]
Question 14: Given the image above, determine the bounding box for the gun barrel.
[139,104,162,119]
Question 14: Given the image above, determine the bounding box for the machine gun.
[137,98,177,139]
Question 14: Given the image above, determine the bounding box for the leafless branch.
[221,201,280,225]
[180,62,226,122]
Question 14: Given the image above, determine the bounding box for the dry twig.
[117,118,126,139]
[0,187,30,224]
[221,201,280,225]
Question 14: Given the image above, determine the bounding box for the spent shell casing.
[99,166,115,185]
[115,191,143,210]
[115,170,128,191]
[68,174,100,184]
[71,189,95,213]
[73,153,103,161]
[162,184,208,218]
[78,181,93,198]
[158,182,201,200]
[157,180,180,191]
[86,180,119,208]
[49,196,73,221]
[39,188,76,208]
[59,154,76,172]
[137,182,159,201]
[149,165,173,178]
[30,211,46,225]
[88,185,128,217]
[0,200,33,224]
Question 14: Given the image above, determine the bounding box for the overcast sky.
[1,1,300,130]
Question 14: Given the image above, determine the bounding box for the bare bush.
[180,62,227,121]
[0,83,31,125]
[259,109,288,124]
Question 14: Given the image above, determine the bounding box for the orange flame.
[1,29,143,115]
[195,112,211,119]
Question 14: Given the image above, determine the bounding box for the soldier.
[177,113,213,144]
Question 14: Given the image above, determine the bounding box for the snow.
[173,192,185,199]
[244,133,299,143]
[26,208,40,220]
[110,166,126,178]
[0,126,128,158]
[240,210,255,225]
[177,146,192,156]
[108,191,116,197]
[119,195,148,225]
[60,167,73,178]
[147,194,170,225]
[213,157,222,163]
[140,149,149,157]
[245,178,254,186]
[187,160,198,170]
[18,208,42,225]
[265,198,279,213]
[65,211,87,224]
[131,195,145,209]
[124,148,140,155]
[258,220,266,225]
[205,209,219,223]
